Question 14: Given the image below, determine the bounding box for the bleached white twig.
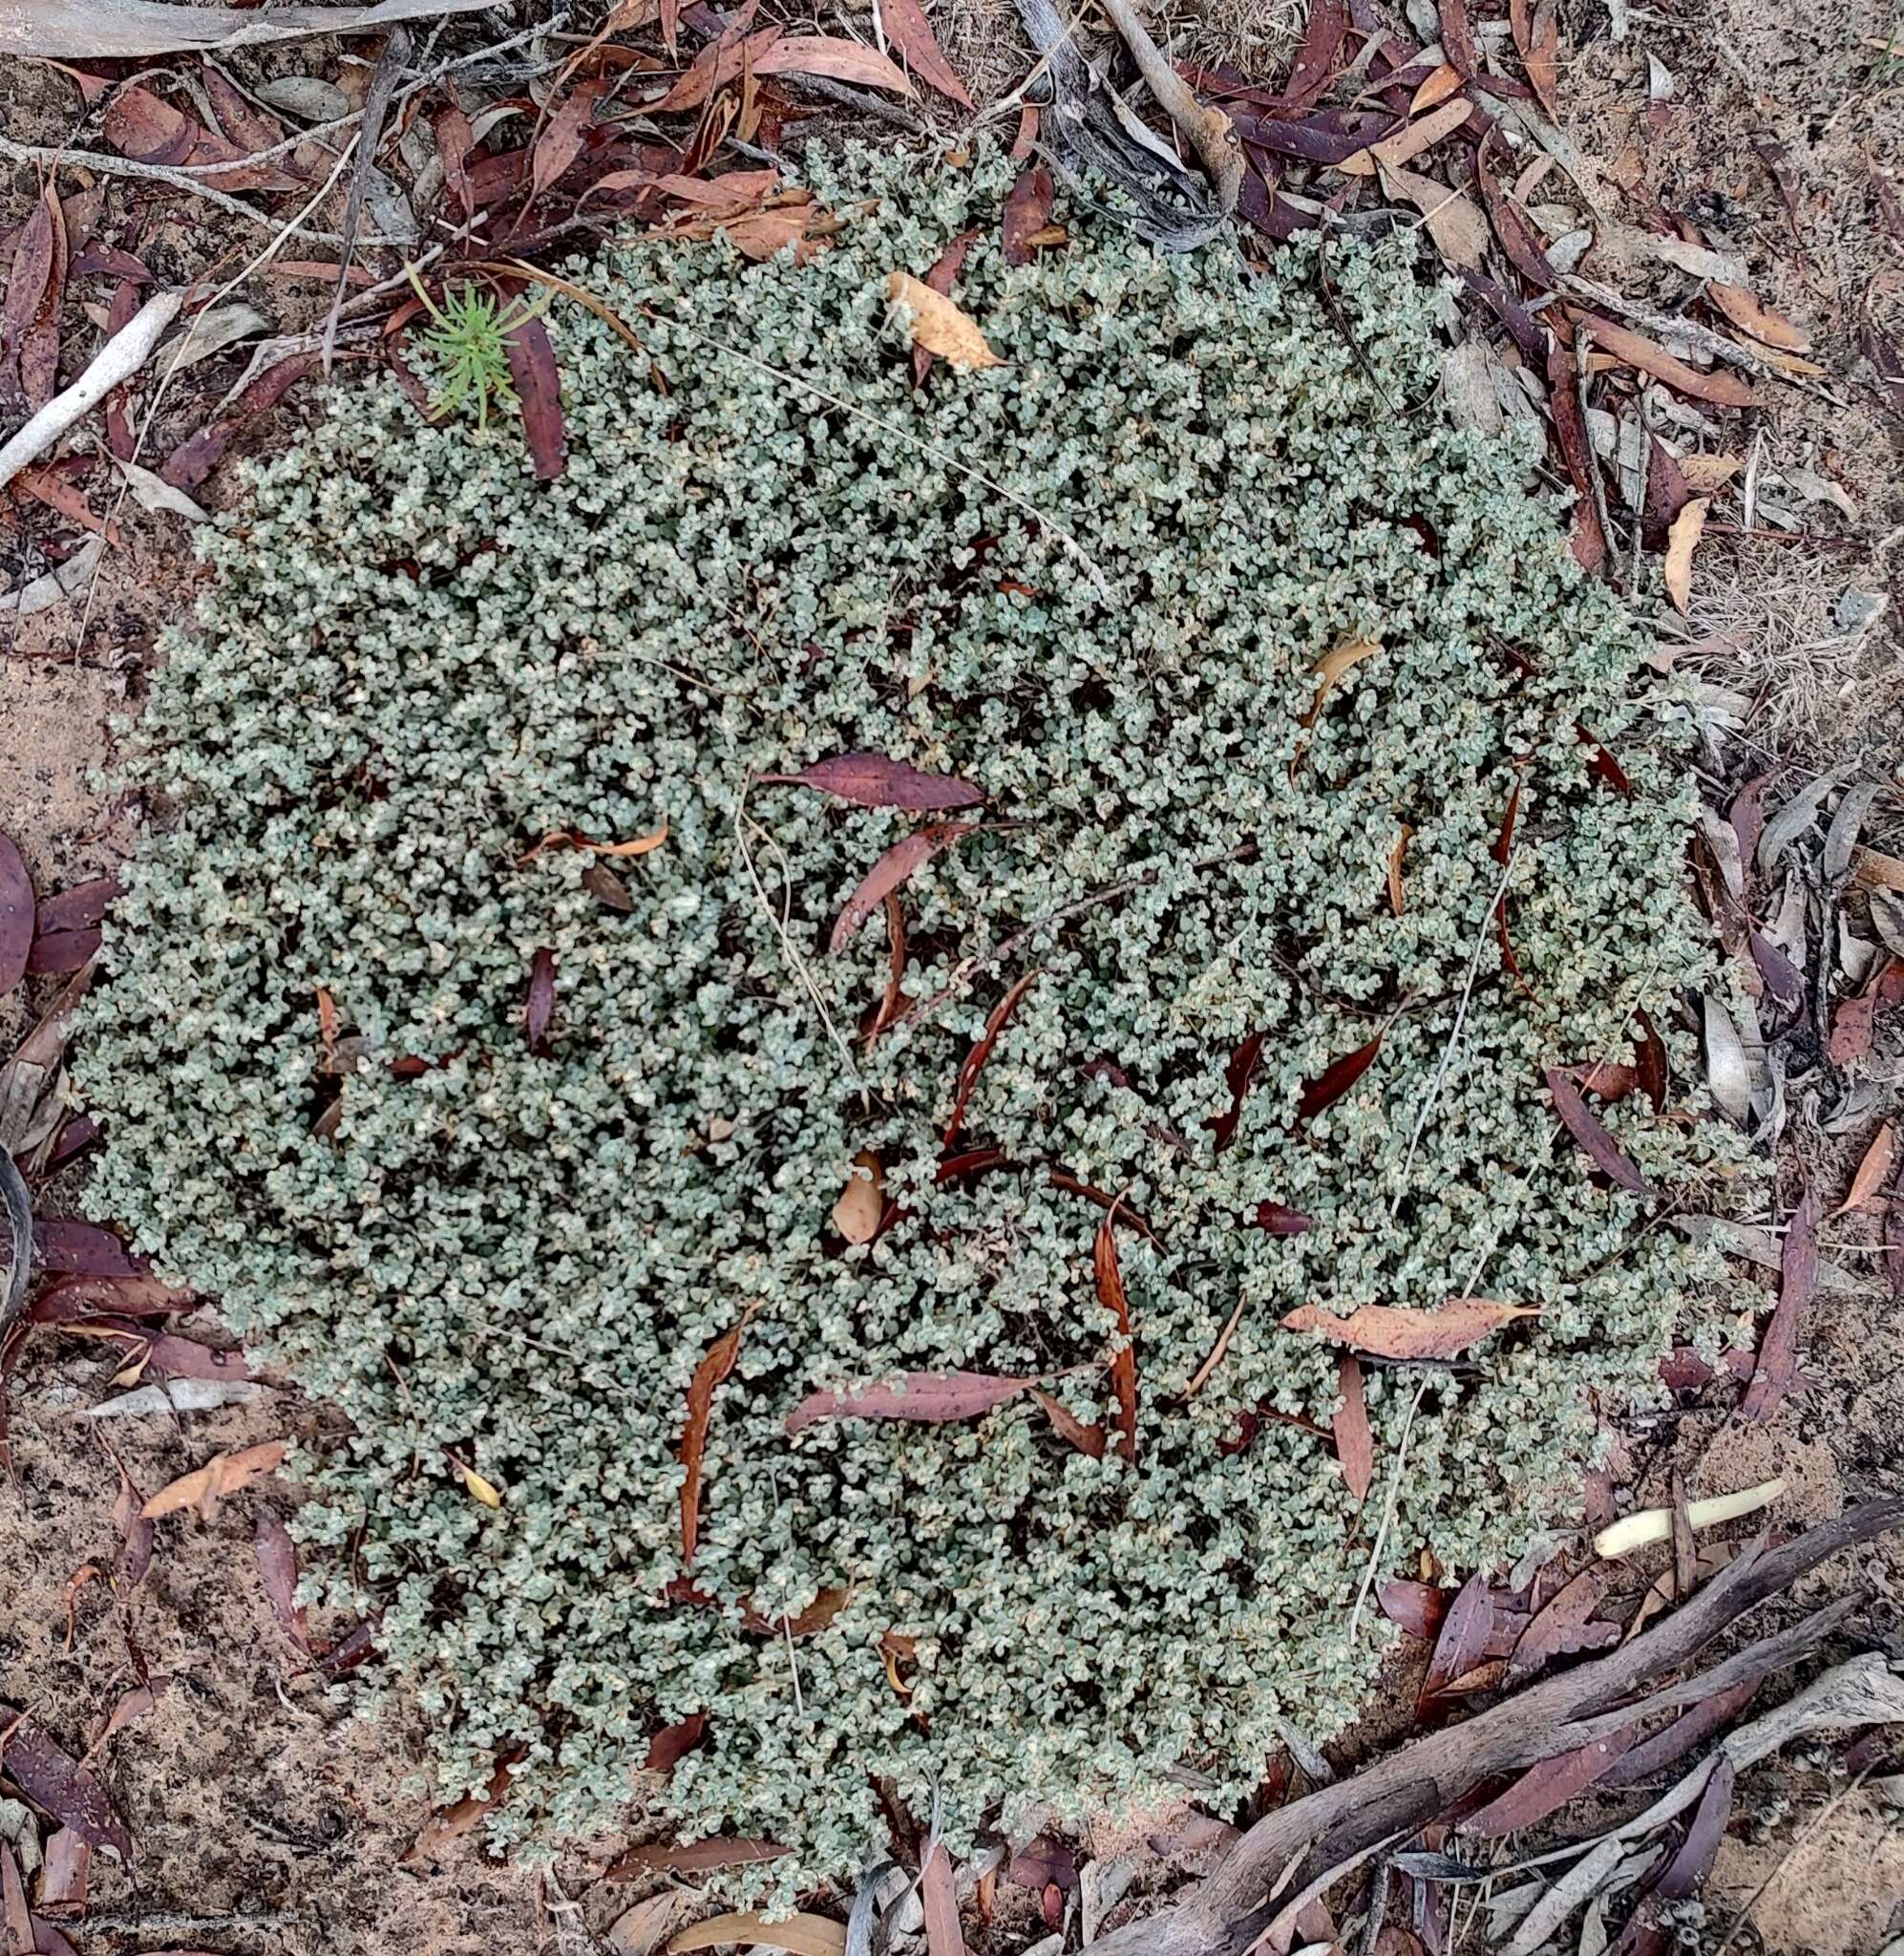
[0,291,184,493]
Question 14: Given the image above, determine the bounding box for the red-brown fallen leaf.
[102,85,201,165]
[434,103,477,218]
[1574,723,1633,796]
[829,822,979,953]
[37,1825,90,1913]
[1741,1187,1818,1422]
[1437,0,1480,77]
[0,1705,134,1860]
[35,875,117,936]
[1829,955,1904,1065]
[1706,280,1809,351]
[12,464,117,542]
[503,312,565,481]
[29,928,99,976]
[2,190,56,398]
[921,1839,963,1956]
[254,1504,310,1656]
[943,968,1037,1148]
[1542,336,1608,571]
[908,228,980,388]
[1377,1578,1449,1642]
[1297,1032,1384,1122]
[603,1838,789,1880]
[15,184,65,413]
[644,1711,707,1772]
[139,1334,247,1382]
[1460,1726,1636,1836]
[529,84,600,204]
[141,1438,287,1520]
[1008,1835,1077,1894]
[1010,104,1039,159]
[1028,1387,1107,1458]
[201,64,291,162]
[3,1842,32,1947]
[1599,1677,1759,1789]
[1047,1169,1161,1243]
[1248,1201,1314,1235]
[524,947,556,1053]
[1833,1121,1895,1217]
[1420,1571,1496,1706]
[1279,0,1347,105]
[1206,1030,1265,1153]
[1510,0,1560,115]
[31,1220,143,1277]
[752,33,917,95]
[763,752,984,810]
[937,1144,1011,1185]
[1095,1205,1140,1462]
[879,0,973,108]
[1333,1352,1373,1499]
[89,1674,167,1757]
[678,1308,751,1565]
[1475,130,1555,287]
[0,834,33,998]
[1004,162,1056,266]
[404,1754,518,1862]
[1544,1064,1653,1196]
[740,1585,851,1637]
[1634,1007,1668,1111]
[1575,1060,1638,1100]
[785,1370,1035,1435]
[1505,1567,1617,1681]
[1281,1299,1538,1359]
[864,894,910,1038]
[1749,929,1805,1013]
[1576,313,1758,408]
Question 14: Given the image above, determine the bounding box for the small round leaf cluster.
[77,144,1741,1897]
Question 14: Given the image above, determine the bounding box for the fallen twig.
[322,24,412,371]
[5,0,494,60]
[1090,0,1242,212]
[1079,1498,1904,1954]
[0,291,184,493]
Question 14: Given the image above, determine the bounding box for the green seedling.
[404,265,552,428]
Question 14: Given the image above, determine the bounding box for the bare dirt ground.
[1,0,1900,1952]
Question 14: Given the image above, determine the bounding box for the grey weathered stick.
[1080,1497,1904,1955]
[4,0,495,59]
[1089,0,1242,211]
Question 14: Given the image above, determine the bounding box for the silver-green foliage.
[79,144,1739,1895]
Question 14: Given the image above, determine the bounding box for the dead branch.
[1080,1497,1904,1955]
[4,0,494,61]
[1089,0,1242,213]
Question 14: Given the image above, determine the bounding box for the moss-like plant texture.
[79,146,1737,1894]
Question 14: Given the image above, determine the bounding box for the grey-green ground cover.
[77,144,1740,1896]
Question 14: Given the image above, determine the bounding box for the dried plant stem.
[1346,1375,1427,1644]
[1089,0,1243,210]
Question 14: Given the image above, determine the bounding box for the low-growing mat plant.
[79,142,1743,1897]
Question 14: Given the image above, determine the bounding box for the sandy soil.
[1,1,1900,1952]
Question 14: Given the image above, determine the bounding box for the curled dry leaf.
[1702,994,1754,1123]
[830,822,979,953]
[762,753,983,811]
[1332,1352,1373,1500]
[141,1437,287,1519]
[1004,163,1057,266]
[785,1369,1033,1435]
[886,272,1003,371]
[831,1148,885,1245]
[1386,823,1410,914]
[1281,1298,1537,1359]
[678,1307,752,1563]
[1663,496,1710,612]
[1741,1188,1817,1423]
[943,968,1037,1147]
[909,228,979,387]
[1303,636,1382,725]
[1028,1386,1106,1458]
[1377,1578,1449,1642]
[521,821,668,861]
[1094,1206,1140,1461]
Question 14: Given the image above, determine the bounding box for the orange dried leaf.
[1663,497,1710,612]
[1409,62,1465,113]
[1280,1299,1538,1360]
[141,1438,288,1519]
[679,1308,752,1563]
[886,271,1003,370]
[1831,1120,1894,1218]
[1387,823,1412,915]
[1094,1207,1139,1462]
[1333,1352,1374,1500]
[1303,636,1382,726]
[1705,282,1810,353]
[832,1149,886,1244]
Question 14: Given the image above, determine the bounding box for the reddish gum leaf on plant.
[1741,1187,1818,1422]
[678,1307,751,1564]
[943,967,1037,1147]
[1004,163,1056,266]
[1029,1387,1107,1458]
[603,1837,789,1880]
[524,947,556,1053]
[1280,1299,1538,1360]
[879,0,973,109]
[1205,1030,1265,1153]
[909,230,979,387]
[1296,1032,1384,1123]
[1544,1065,1653,1197]
[763,751,984,814]
[504,313,565,481]
[254,1505,310,1655]
[785,1369,1034,1435]
[1247,1201,1313,1235]
[1332,1353,1373,1500]
[0,835,34,997]
[1419,1572,1496,1705]
[1095,1206,1140,1461]
[141,1438,287,1520]
[1377,1578,1448,1642]
[644,1710,707,1773]
[828,822,979,953]
[1832,1121,1895,1217]
[0,1706,134,1860]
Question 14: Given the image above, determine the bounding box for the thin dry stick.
[1090,0,1243,209]
[1573,324,1616,578]
[322,23,411,371]
[1346,1375,1427,1644]
[731,802,857,1080]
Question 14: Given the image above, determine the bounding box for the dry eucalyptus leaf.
[116,459,210,523]
[254,74,351,120]
[886,272,1002,370]
[1662,496,1709,612]
[1702,994,1752,1123]
[1377,161,1490,268]
[1679,453,1742,492]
